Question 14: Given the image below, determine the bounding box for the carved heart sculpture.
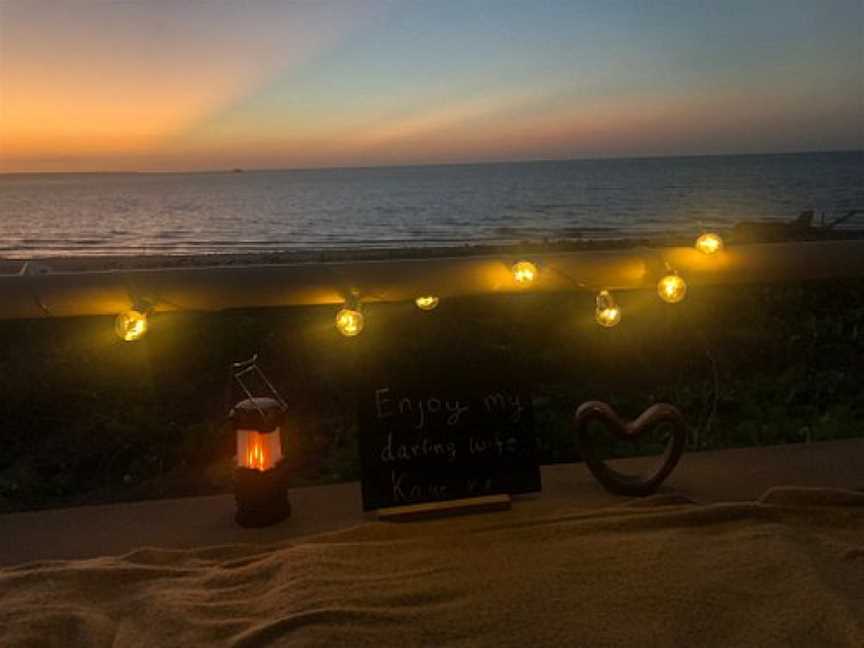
[574,401,687,496]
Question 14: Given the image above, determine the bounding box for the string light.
[415,295,439,311]
[594,290,622,328]
[657,273,687,304]
[512,260,538,285]
[335,299,364,336]
[115,309,148,341]
[108,249,701,342]
[695,232,724,255]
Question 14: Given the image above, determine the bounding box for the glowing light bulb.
[512,260,538,285]
[415,295,439,311]
[657,274,687,303]
[594,290,622,328]
[695,232,724,255]
[335,306,364,336]
[115,309,148,341]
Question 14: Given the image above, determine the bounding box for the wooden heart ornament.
[574,401,687,496]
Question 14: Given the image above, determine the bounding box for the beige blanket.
[2,487,863,647]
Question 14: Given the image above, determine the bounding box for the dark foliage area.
[1,279,862,512]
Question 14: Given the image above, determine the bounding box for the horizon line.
[2,148,861,176]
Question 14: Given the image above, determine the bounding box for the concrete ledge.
[2,438,862,566]
[2,240,864,319]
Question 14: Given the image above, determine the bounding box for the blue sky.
[2,0,861,171]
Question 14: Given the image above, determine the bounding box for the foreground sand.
[2,486,863,647]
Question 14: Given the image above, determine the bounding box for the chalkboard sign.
[358,385,542,511]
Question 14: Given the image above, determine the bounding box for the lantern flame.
[246,440,266,471]
[237,429,282,471]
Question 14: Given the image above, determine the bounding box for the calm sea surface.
[1,152,861,259]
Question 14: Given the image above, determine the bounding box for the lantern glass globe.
[115,309,148,341]
[657,274,687,303]
[695,232,724,255]
[415,295,439,311]
[335,307,364,336]
[512,260,538,285]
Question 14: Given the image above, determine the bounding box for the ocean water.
[0,151,861,259]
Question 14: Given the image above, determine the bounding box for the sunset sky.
[1,0,862,172]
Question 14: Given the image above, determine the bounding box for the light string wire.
[18,239,712,340]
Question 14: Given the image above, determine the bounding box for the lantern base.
[234,461,291,528]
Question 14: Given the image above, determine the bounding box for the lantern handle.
[231,354,259,371]
[230,354,288,416]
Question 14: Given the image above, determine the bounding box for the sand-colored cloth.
[2,487,863,647]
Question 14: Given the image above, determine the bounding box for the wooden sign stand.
[378,494,512,522]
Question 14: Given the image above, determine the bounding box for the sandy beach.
[2,485,863,647]
[3,443,864,647]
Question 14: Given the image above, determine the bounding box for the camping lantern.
[229,356,291,528]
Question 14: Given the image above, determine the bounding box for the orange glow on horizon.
[4,88,857,173]
[0,2,378,172]
[1,3,860,172]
